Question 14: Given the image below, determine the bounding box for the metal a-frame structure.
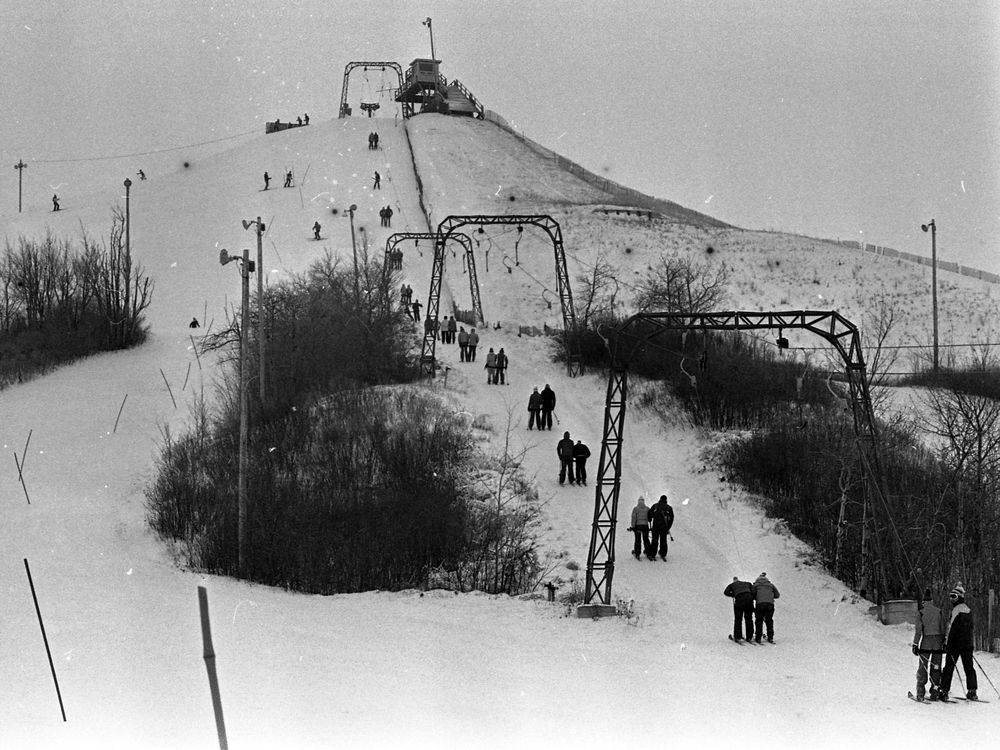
[421,215,581,377]
[382,232,483,325]
[338,62,404,118]
[581,310,892,614]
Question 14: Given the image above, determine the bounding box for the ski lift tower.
[395,58,446,118]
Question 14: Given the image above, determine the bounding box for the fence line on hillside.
[484,111,997,285]
[482,110,726,227]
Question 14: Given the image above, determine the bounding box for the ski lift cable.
[29,129,259,164]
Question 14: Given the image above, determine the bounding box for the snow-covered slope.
[1,114,995,750]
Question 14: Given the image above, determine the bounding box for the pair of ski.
[728,634,773,645]
[907,691,989,704]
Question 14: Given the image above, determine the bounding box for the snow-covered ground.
[1,115,996,749]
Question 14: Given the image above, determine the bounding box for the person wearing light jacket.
[628,496,651,560]
[911,589,945,701]
[939,583,978,700]
[752,572,780,643]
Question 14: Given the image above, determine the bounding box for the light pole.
[422,17,435,60]
[347,204,360,303]
[242,217,266,404]
[219,246,255,574]
[921,219,938,372]
[123,178,132,260]
[14,159,26,213]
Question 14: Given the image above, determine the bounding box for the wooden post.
[198,587,229,749]
[14,159,27,212]
[989,588,995,652]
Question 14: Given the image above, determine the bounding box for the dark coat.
[648,499,674,531]
[528,392,542,411]
[556,437,574,460]
[540,386,556,411]
[573,443,591,461]
[946,602,975,651]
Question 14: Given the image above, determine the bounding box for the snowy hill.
[1,114,996,750]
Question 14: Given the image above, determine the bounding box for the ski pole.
[972,653,1000,698]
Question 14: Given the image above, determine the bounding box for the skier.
[911,589,945,701]
[440,316,449,343]
[628,496,651,559]
[137,169,146,180]
[939,583,978,701]
[724,576,755,642]
[467,328,479,361]
[313,221,321,240]
[484,348,497,384]
[189,317,200,329]
[373,132,379,149]
[373,171,381,189]
[495,347,508,384]
[263,171,271,190]
[52,194,60,211]
[458,327,469,361]
[284,170,293,188]
[573,440,591,485]
[379,206,387,226]
[527,386,542,429]
[296,116,302,126]
[752,572,780,643]
[557,431,576,485]
[385,205,393,227]
[304,113,309,125]
[648,494,674,560]
[540,384,556,430]
[448,316,457,345]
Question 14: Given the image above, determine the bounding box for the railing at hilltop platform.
[265,121,309,134]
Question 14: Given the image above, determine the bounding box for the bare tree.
[575,253,622,328]
[634,253,729,314]
[859,292,900,413]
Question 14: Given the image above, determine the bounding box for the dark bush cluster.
[0,211,152,388]
[147,253,543,595]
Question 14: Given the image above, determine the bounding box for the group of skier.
[484,347,508,384]
[629,495,675,560]
[555,430,591,485]
[724,573,780,643]
[261,170,295,190]
[910,583,980,702]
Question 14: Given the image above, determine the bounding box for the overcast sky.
[3,0,997,272]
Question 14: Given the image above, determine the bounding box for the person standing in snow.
[304,113,310,125]
[373,132,379,149]
[527,386,542,429]
[284,170,293,188]
[313,221,321,240]
[573,440,591,485]
[373,170,381,189]
[448,316,457,346]
[484,347,497,384]
[540,384,556,430]
[911,589,945,701]
[52,194,60,211]
[385,205,392,227]
[628,496,651,560]
[411,299,422,322]
[467,328,479,361]
[557,431,576,485]
[263,171,271,190]
[495,347,508,384]
[648,494,674,560]
[752,572,780,643]
[725,576,755,642]
[939,583,978,701]
[458,327,469,361]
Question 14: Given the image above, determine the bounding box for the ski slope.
[1,114,996,749]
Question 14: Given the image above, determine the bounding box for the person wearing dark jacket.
[724,576,755,642]
[912,589,945,701]
[628,496,651,560]
[557,431,575,485]
[527,387,542,430]
[647,495,674,560]
[939,583,978,700]
[573,440,591,485]
[540,384,556,430]
[752,572,780,643]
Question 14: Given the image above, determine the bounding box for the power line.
[28,129,258,165]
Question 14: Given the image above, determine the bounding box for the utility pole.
[348,204,360,304]
[14,159,27,213]
[423,17,435,60]
[243,217,266,404]
[922,219,939,372]
[219,247,255,574]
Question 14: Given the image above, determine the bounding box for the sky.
[2,0,998,271]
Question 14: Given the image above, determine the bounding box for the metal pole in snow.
[24,558,66,722]
[198,586,229,749]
